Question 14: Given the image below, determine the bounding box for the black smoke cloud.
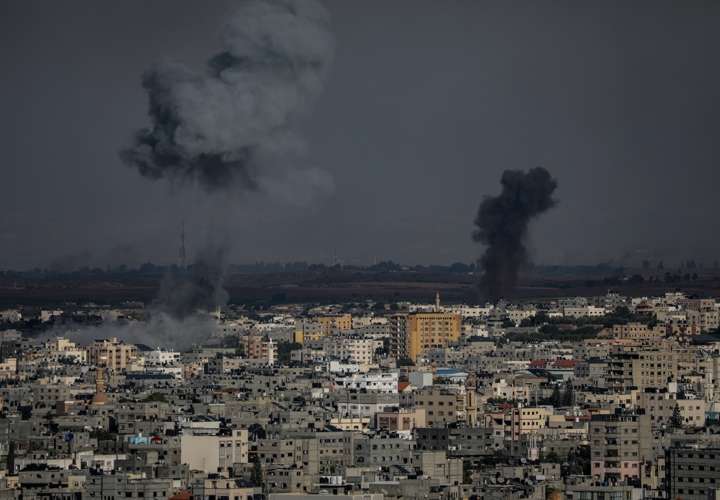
[120,0,334,194]
[473,167,558,302]
[117,0,335,324]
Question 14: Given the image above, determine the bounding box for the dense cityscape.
[4,0,719,499]
[0,287,719,499]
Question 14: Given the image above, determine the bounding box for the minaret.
[92,355,108,405]
[435,292,441,312]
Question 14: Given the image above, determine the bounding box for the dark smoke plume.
[473,167,558,302]
[120,0,334,193]
[155,245,229,319]
[116,0,335,325]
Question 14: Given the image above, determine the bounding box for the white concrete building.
[507,307,537,325]
[324,336,382,365]
[0,310,22,323]
[144,349,181,366]
[180,429,248,474]
[45,338,87,363]
[563,305,607,318]
[335,371,399,393]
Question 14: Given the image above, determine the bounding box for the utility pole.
[179,220,187,270]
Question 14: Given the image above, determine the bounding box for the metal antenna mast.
[179,220,187,270]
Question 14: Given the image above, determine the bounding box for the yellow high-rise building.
[316,314,352,333]
[406,312,461,362]
[294,314,352,344]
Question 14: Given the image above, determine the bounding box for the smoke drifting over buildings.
[120,0,334,193]
[473,167,558,302]
[156,245,229,319]
[57,313,218,352]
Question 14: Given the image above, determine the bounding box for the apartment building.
[563,305,607,318]
[316,314,352,332]
[190,478,261,500]
[388,314,409,360]
[356,320,390,338]
[255,434,352,478]
[335,371,398,393]
[45,338,87,363]
[590,410,652,483]
[323,335,382,365]
[180,429,249,475]
[293,320,323,343]
[638,389,706,429]
[565,484,644,500]
[354,435,415,467]
[515,407,552,435]
[483,407,552,441]
[243,334,277,365]
[375,407,426,434]
[506,307,537,325]
[666,446,720,500]
[669,298,720,334]
[252,437,318,474]
[86,337,137,370]
[294,314,352,343]
[144,348,181,366]
[612,322,666,342]
[336,391,399,418]
[0,358,17,381]
[607,349,677,392]
[686,309,720,334]
[407,386,475,428]
[85,472,173,500]
[405,312,461,362]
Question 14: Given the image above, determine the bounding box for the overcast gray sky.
[1,0,718,270]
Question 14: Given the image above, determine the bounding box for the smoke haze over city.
[2,1,720,270]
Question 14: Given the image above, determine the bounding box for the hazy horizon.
[2,1,719,270]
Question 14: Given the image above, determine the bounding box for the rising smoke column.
[121,0,334,192]
[120,0,334,320]
[473,167,558,302]
[156,245,229,319]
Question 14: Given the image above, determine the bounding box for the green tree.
[561,380,574,406]
[520,311,548,327]
[398,356,415,367]
[277,342,301,365]
[251,458,263,486]
[550,384,562,406]
[248,423,266,441]
[6,441,15,473]
[143,393,167,403]
[235,344,246,357]
[564,446,591,476]
[463,460,473,483]
[543,451,561,463]
[670,404,683,429]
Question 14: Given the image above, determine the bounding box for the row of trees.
[548,380,574,407]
